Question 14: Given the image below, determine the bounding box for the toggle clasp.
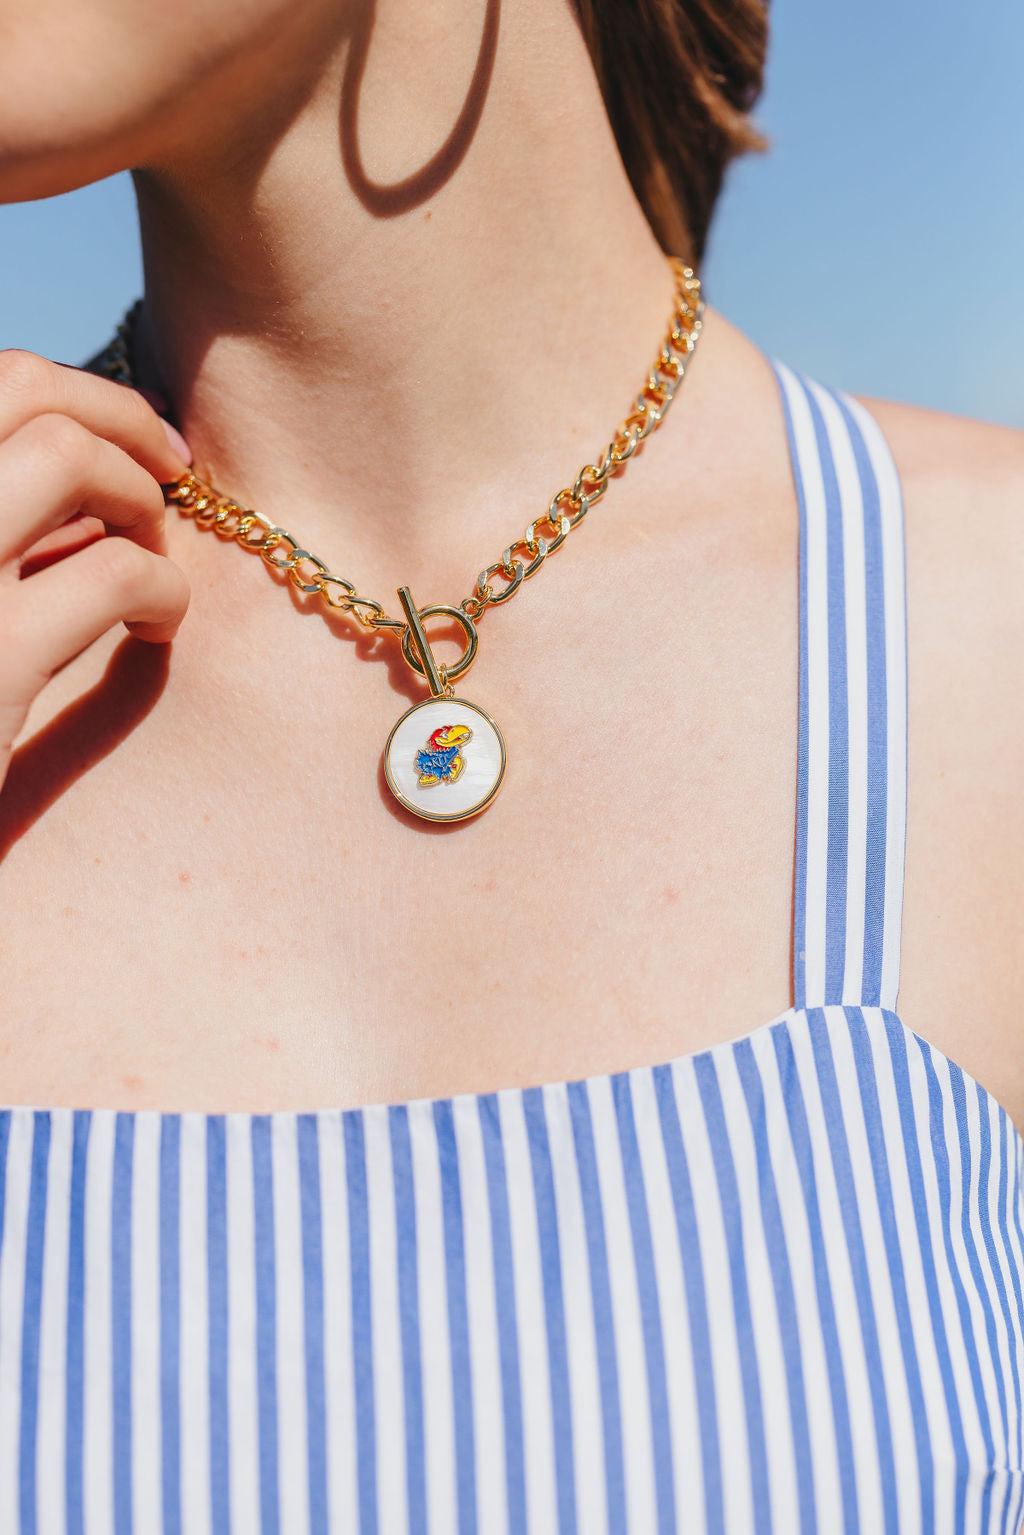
[397,586,479,698]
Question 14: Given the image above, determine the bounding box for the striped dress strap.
[769,361,909,1013]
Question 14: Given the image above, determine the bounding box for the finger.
[19,514,108,577]
[0,349,190,485]
[0,413,171,564]
[3,537,190,699]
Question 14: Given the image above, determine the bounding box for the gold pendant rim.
[383,694,507,823]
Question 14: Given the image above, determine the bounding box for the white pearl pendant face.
[384,696,507,822]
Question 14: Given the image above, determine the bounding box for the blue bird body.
[415,743,462,782]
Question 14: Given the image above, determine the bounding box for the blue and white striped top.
[2,360,1023,1534]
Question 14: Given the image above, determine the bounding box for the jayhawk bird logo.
[415,723,474,787]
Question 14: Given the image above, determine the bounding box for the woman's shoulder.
[848,392,1023,1120]
[850,389,1024,500]
[849,390,1023,683]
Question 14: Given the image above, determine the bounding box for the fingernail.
[160,418,193,465]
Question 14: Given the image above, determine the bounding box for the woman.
[0,0,1021,1529]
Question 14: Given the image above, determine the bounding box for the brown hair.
[574,0,771,267]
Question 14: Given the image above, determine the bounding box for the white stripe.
[809,380,870,1006]
[843,392,908,1011]
[131,1113,163,1533]
[542,1081,608,1535]
[936,1057,1005,1455]
[178,1114,212,1535]
[788,1010,887,1529]
[993,1117,1024,1469]
[497,1089,558,1532]
[273,1113,312,1535]
[828,1015,922,1532]
[363,1104,408,1535]
[670,1059,755,1533]
[225,1115,260,1530]
[82,1110,116,1534]
[776,362,831,1006]
[409,1100,458,1534]
[746,1025,844,1528]
[318,1113,358,1532]
[1003,1142,1024,1470]
[978,1093,1024,1471]
[901,1037,989,1531]
[33,1110,73,1535]
[714,1048,802,1530]
[586,1074,661,1534]
[0,1111,33,1531]
[630,1068,709,1520]
[961,1080,1014,1459]
[451,1093,508,1534]
[867,1015,957,1535]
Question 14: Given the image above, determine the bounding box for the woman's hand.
[0,349,192,791]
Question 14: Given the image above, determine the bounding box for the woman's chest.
[0,540,799,1111]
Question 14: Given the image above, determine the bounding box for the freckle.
[94,856,102,865]
[62,905,75,918]
[425,209,432,220]
[237,950,247,960]
[203,813,211,822]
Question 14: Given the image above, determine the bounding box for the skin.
[0,0,1020,1125]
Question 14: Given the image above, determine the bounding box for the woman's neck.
[129,0,680,562]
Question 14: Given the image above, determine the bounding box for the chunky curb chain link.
[94,257,704,645]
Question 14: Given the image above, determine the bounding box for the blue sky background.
[0,0,1020,427]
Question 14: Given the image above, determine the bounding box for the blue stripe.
[914,1043,997,1529]
[251,1116,280,1535]
[159,1116,182,1535]
[692,1054,772,1535]
[733,1044,817,1533]
[1007,1145,1024,1535]
[433,1101,478,1535]
[522,1087,577,1535]
[994,1111,1024,1467]
[835,395,889,1007]
[845,1011,932,1517]
[807,1010,899,1531]
[477,1094,526,1534]
[388,1107,426,1535]
[18,1111,50,1535]
[111,1112,134,1535]
[882,1022,970,1529]
[805,384,850,1002]
[297,1115,329,1535]
[206,1116,231,1535]
[914,1049,1000,1479]
[651,1066,725,1532]
[973,1087,1020,1535]
[65,1112,91,1535]
[769,360,811,1010]
[951,1074,1010,1445]
[566,1082,627,1534]
[610,1074,677,1533]
[770,1024,860,1531]
[344,1111,378,1535]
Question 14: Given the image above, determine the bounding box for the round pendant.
[384,695,507,823]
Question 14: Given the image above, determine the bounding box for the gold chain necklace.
[94,256,704,822]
